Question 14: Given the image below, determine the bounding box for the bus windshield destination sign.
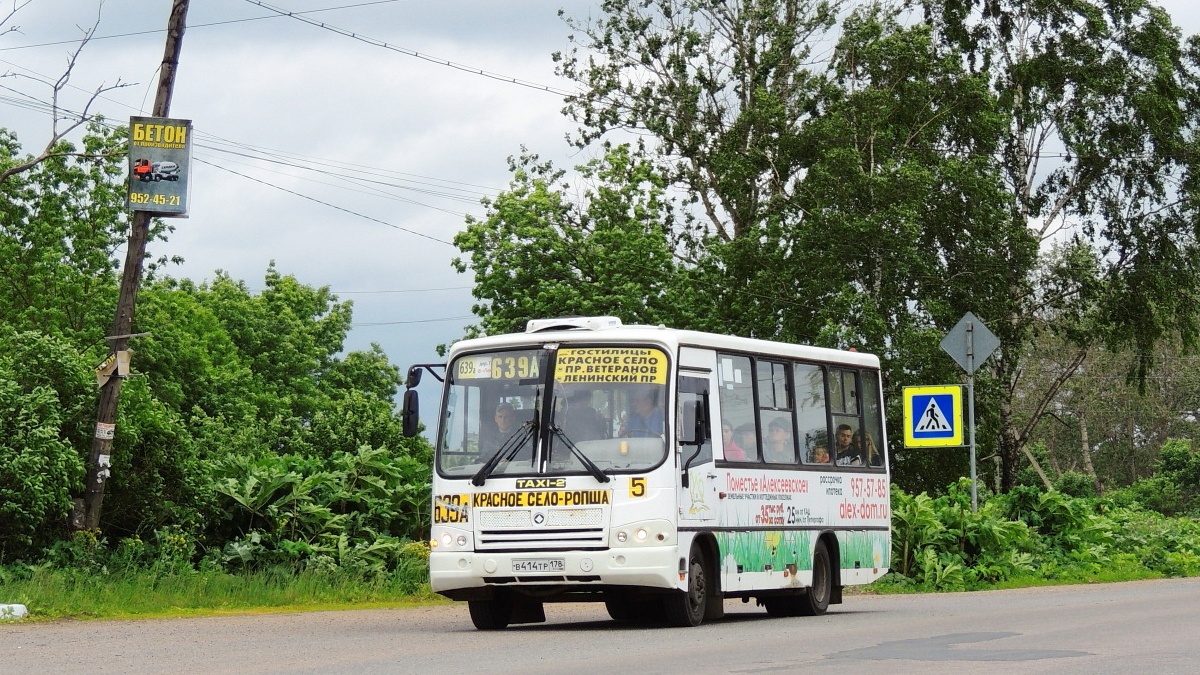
[554,347,667,384]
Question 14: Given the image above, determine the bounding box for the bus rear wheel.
[468,596,512,630]
[798,539,832,616]
[663,544,708,627]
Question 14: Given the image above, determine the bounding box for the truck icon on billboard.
[133,159,179,182]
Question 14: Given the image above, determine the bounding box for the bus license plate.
[512,558,565,573]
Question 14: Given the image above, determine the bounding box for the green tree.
[454,144,692,334]
[1016,331,1200,492]
[920,0,1200,489]
[506,2,1018,492]
[0,124,131,342]
[0,329,90,561]
[556,0,843,242]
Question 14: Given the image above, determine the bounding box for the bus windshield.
[437,346,670,479]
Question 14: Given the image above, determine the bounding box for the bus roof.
[447,317,880,369]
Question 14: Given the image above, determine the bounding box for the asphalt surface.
[2,578,1196,674]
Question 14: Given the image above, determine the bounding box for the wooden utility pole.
[78,0,191,531]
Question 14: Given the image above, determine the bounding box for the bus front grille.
[476,527,606,550]
[476,508,604,528]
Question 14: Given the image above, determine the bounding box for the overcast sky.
[2,0,596,399]
[3,0,1200,406]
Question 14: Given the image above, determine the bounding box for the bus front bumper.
[429,545,681,594]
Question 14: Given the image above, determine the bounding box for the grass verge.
[0,567,446,621]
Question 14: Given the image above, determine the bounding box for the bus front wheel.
[468,596,512,630]
[663,544,708,627]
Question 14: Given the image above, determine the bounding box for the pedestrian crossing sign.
[903,385,964,448]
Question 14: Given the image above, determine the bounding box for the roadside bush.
[210,445,431,573]
[884,475,1200,591]
[1155,439,1199,514]
[888,479,1035,590]
[1108,476,1185,516]
[0,330,91,563]
[1053,471,1097,499]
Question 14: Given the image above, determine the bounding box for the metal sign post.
[940,312,1000,511]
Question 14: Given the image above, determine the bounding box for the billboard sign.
[127,116,192,217]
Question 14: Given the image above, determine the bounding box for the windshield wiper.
[471,416,536,487]
[549,425,610,484]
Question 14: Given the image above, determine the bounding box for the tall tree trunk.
[1078,413,1101,494]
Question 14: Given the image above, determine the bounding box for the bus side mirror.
[402,389,420,437]
[405,366,423,389]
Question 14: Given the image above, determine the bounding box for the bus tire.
[663,544,708,627]
[799,539,832,616]
[468,596,512,630]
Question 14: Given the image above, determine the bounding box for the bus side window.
[717,354,756,461]
[830,369,865,466]
[795,363,831,464]
[861,370,886,468]
[758,360,797,464]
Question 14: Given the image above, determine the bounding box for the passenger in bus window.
[562,390,606,441]
[764,417,795,463]
[860,431,883,467]
[735,423,757,457]
[721,420,746,460]
[810,444,830,464]
[834,423,864,466]
[480,402,518,453]
[494,403,517,439]
[621,388,664,438]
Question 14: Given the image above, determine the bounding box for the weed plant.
[878,478,1200,593]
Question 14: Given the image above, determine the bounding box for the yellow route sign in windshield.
[554,347,667,384]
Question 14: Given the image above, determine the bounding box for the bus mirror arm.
[401,364,446,437]
[405,363,446,388]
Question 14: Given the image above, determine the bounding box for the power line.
[198,144,490,204]
[353,315,475,327]
[242,0,576,97]
[0,63,506,209]
[0,1,406,52]
[194,157,459,244]
[336,286,471,294]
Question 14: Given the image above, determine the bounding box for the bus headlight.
[432,527,472,550]
[611,520,672,547]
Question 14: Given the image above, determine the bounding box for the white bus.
[401,316,890,629]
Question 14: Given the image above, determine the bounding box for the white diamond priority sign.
[903,385,964,448]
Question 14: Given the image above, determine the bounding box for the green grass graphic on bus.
[718,531,889,572]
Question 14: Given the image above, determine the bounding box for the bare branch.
[0,0,34,35]
[0,1,135,184]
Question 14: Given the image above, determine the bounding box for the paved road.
[2,578,1196,674]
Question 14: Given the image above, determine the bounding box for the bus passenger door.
[677,374,718,524]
